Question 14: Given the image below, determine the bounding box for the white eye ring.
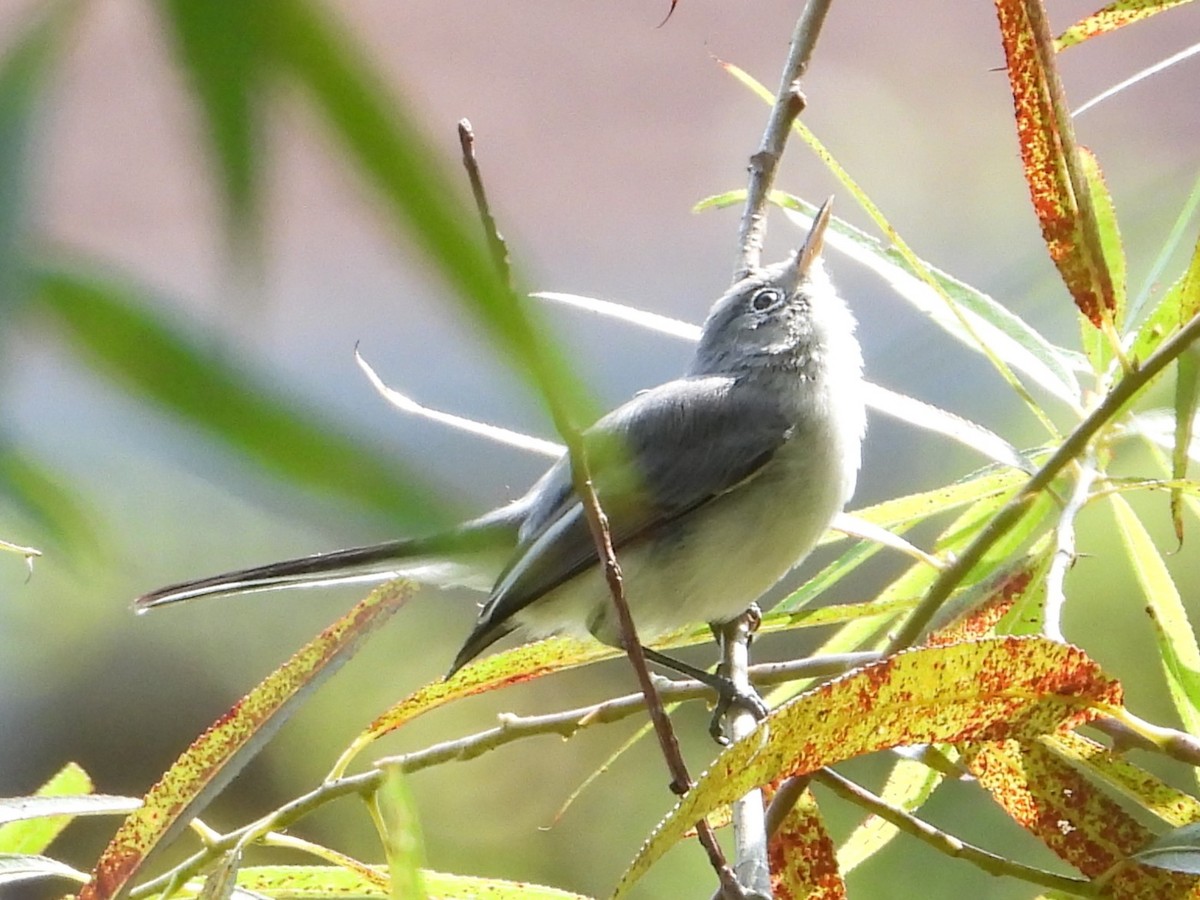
[750,287,784,312]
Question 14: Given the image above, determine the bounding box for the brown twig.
[735,0,834,277]
[456,119,744,897]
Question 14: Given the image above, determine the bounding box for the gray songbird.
[136,199,865,698]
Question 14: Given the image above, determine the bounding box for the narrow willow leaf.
[1130,235,1200,364]
[34,263,452,530]
[0,444,95,550]
[267,0,596,429]
[230,865,594,899]
[0,853,87,886]
[1128,169,1200,327]
[1074,41,1200,119]
[768,788,846,898]
[698,186,1083,404]
[962,740,1155,879]
[1174,348,1200,542]
[375,768,427,900]
[836,757,943,874]
[0,1,76,311]
[157,1,265,253]
[1109,494,1200,741]
[197,849,243,900]
[616,638,1120,895]
[0,763,94,855]
[1055,0,1199,51]
[1045,732,1200,827]
[995,0,1116,328]
[1133,822,1200,874]
[1078,147,1127,370]
[79,582,413,900]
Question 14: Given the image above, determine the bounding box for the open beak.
[792,195,834,281]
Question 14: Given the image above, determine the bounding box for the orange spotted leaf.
[963,739,1200,896]
[994,0,1116,327]
[615,637,1120,894]
[769,788,846,899]
[79,582,413,900]
[1055,0,1197,51]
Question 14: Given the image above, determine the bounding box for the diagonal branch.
[888,311,1200,652]
[457,120,744,896]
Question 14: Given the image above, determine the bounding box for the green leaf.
[697,188,1083,404]
[1173,347,1200,543]
[1130,233,1200,364]
[1078,147,1127,371]
[33,261,452,530]
[1133,822,1200,875]
[1110,494,1200,741]
[0,442,96,550]
[229,865,595,899]
[1055,0,1199,51]
[156,0,266,255]
[374,768,427,900]
[0,1,77,312]
[79,582,414,900]
[265,0,596,429]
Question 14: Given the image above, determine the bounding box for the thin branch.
[735,0,834,276]
[1044,450,1099,642]
[130,653,877,898]
[812,769,1099,897]
[718,612,771,897]
[456,121,740,895]
[887,310,1200,653]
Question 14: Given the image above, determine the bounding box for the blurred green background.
[2,1,1199,897]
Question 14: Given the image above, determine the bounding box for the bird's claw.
[708,681,769,744]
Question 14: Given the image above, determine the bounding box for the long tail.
[134,519,517,611]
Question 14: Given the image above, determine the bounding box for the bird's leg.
[642,642,768,744]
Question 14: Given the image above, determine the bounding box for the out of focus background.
[2,1,1199,897]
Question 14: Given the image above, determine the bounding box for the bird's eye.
[750,287,784,312]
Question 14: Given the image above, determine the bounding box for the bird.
[135,199,865,705]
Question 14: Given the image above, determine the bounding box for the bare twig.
[456,121,742,896]
[1044,450,1099,642]
[718,613,771,897]
[887,310,1200,652]
[132,653,876,898]
[812,768,1098,896]
[735,0,834,276]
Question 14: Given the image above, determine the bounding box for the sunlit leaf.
[836,757,944,874]
[616,638,1120,894]
[1174,347,1200,542]
[1129,234,1200,363]
[229,865,595,899]
[79,582,413,900]
[0,791,139,857]
[1078,147,1127,369]
[696,186,1083,405]
[33,262,452,530]
[769,787,846,898]
[1055,0,1199,51]
[960,739,1198,896]
[994,0,1116,328]
[1110,494,1200,741]
[0,853,87,887]
[1046,732,1200,827]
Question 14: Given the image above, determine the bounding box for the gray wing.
[450,374,793,670]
